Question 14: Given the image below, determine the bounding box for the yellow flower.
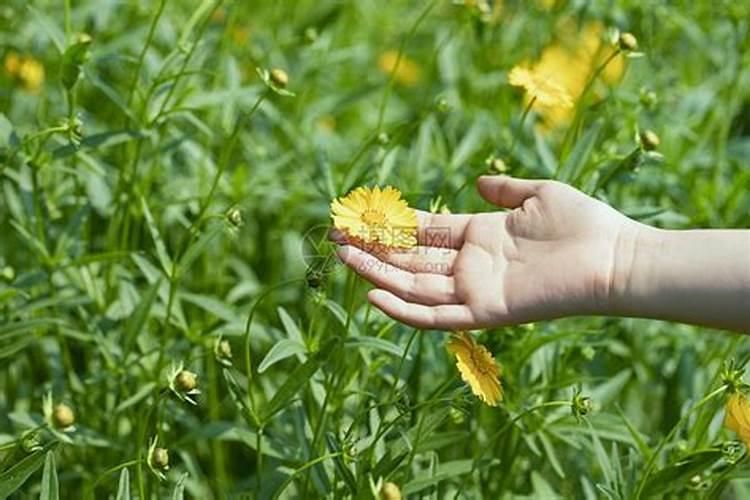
[378,50,421,87]
[4,52,45,93]
[725,393,750,449]
[330,186,417,250]
[528,21,625,129]
[508,66,573,109]
[446,332,503,407]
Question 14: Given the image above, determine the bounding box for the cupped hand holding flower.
[333,176,750,332]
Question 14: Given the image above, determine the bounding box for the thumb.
[477,175,542,209]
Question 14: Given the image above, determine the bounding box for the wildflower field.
[1,0,750,498]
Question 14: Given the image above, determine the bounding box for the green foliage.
[1,0,749,498]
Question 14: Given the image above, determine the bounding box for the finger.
[368,289,476,329]
[379,246,457,275]
[477,175,545,209]
[336,246,458,305]
[328,228,348,244]
[416,210,471,249]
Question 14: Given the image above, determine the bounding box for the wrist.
[607,220,663,317]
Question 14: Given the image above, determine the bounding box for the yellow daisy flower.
[378,50,422,87]
[725,392,750,449]
[4,52,45,94]
[330,186,417,250]
[446,332,503,407]
[528,21,625,130]
[508,66,573,109]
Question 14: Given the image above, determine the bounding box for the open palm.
[335,176,632,329]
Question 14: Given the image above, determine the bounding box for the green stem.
[194,90,268,225]
[508,95,536,158]
[244,279,304,412]
[91,459,142,489]
[125,0,167,115]
[256,424,265,492]
[375,0,437,133]
[273,452,344,500]
[559,49,621,166]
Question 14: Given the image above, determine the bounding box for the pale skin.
[334,176,750,333]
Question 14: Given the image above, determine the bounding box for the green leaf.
[116,468,131,500]
[344,336,410,359]
[122,280,161,358]
[171,472,188,500]
[0,318,65,339]
[325,433,357,494]
[114,382,157,414]
[40,451,59,500]
[0,449,47,497]
[323,299,361,336]
[614,405,652,460]
[277,307,304,344]
[642,449,722,496]
[258,339,307,374]
[53,130,146,159]
[558,120,603,184]
[261,338,337,422]
[222,369,257,428]
[586,418,613,486]
[539,430,565,479]
[140,196,173,276]
[531,471,562,499]
[402,459,476,495]
[177,223,224,274]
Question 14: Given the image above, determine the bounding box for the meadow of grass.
[1,0,749,498]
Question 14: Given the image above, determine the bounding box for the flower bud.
[175,370,198,392]
[303,27,318,44]
[305,266,325,289]
[486,156,508,174]
[1,266,15,281]
[151,447,169,469]
[639,87,658,109]
[227,207,242,227]
[571,389,593,420]
[270,68,289,88]
[53,403,75,429]
[216,339,232,361]
[639,130,660,151]
[379,482,402,500]
[618,32,638,52]
[434,96,450,113]
[377,132,390,146]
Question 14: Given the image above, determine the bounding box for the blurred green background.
[1,0,749,498]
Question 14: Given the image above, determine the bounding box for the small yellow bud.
[53,404,75,428]
[175,370,198,392]
[227,207,242,227]
[269,68,288,88]
[379,482,402,500]
[486,157,507,174]
[639,130,660,151]
[151,447,169,469]
[217,340,232,360]
[618,32,638,52]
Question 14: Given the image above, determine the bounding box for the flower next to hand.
[330,186,417,252]
[446,332,503,407]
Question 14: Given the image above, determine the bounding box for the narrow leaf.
[258,339,307,374]
[40,451,59,500]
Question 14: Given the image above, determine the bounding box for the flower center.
[361,209,387,227]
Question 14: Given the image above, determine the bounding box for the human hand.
[334,176,639,329]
